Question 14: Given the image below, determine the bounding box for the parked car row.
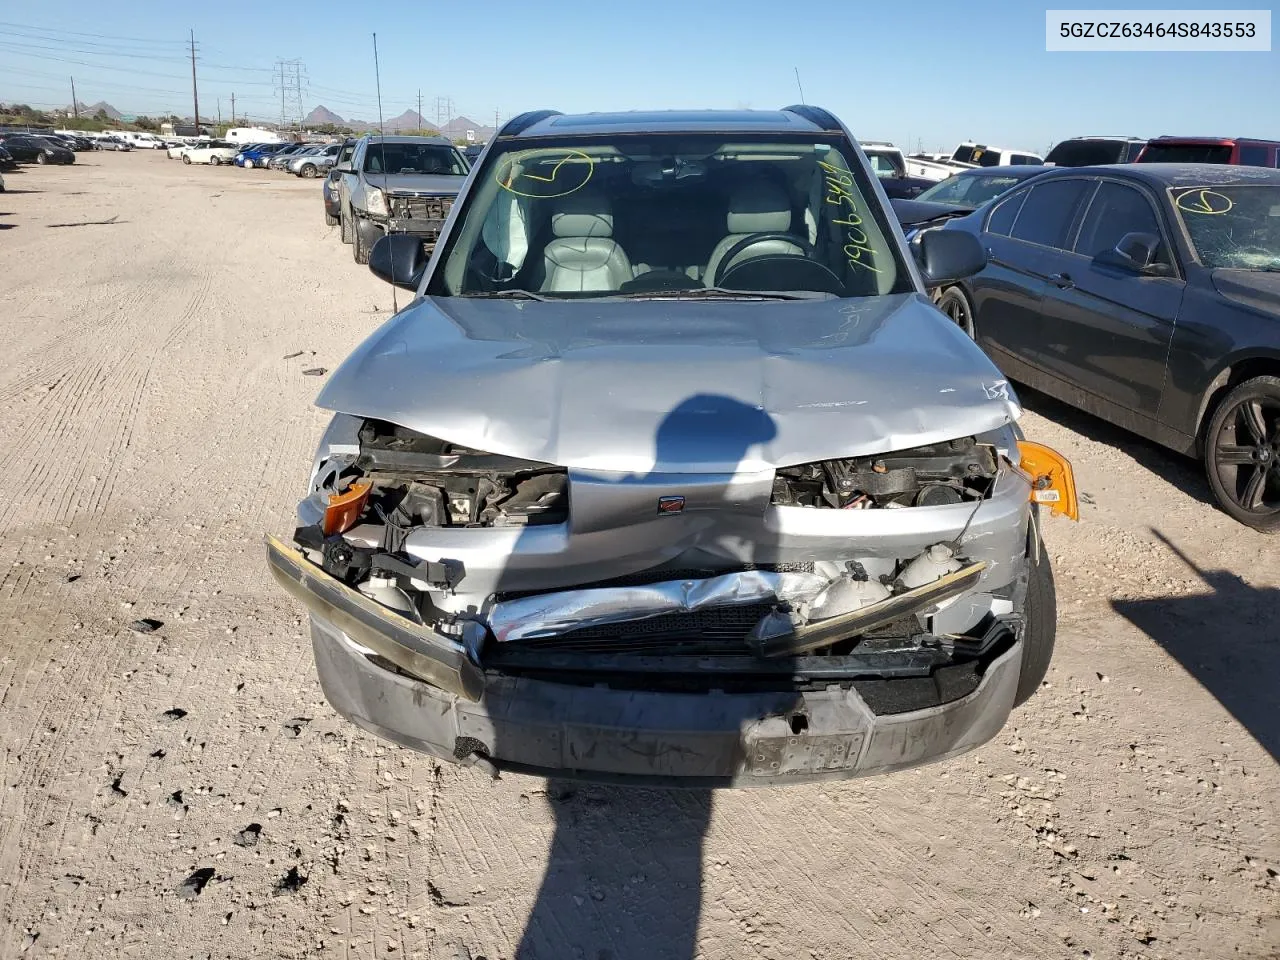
[0,133,77,164]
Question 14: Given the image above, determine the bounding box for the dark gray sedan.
[934,164,1280,530]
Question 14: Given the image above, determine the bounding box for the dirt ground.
[0,152,1276,960]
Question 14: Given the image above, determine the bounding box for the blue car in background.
[235,143,285,169]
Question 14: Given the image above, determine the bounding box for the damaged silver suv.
[267,107,1078,785]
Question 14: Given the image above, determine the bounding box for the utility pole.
[230,93,235,126]
[279,62,286,129]
[217,99,222,127]
[70,76,78,118]
[418,89,423,134]
[189,29,200,135]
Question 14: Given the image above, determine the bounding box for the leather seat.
[704,182,804,285]
[541,195,633,293]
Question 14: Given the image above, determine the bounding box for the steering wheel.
[713,232,815,287]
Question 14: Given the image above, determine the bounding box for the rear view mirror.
[915,229,987,286]
[369,234,428,291]
[334,162,353,173]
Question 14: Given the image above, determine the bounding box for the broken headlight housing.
[771,437,999,509]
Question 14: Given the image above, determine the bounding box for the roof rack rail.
[499,110,563,138]
[780,104,842,132]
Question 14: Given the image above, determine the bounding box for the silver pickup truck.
[335,134,471,263]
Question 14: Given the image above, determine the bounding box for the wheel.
[300,164,316,178]
[340,205,353,244]
[37,152,48,164]
[210,156,220,166]
[1203,376,1280,531]
[244,158,254,169]
[936,286,975,339]
[182,154,192,165]
[325,209,339,226]
[1014,533,1057,708]
[352,218,373,264]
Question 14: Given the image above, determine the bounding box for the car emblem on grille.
[657,496,685,515]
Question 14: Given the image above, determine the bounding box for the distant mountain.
[65,100,122,120]
[440,115,495,142]
[384,109,427,132]
[304,105,344,126]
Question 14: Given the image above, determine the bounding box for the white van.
[225,127,283,145]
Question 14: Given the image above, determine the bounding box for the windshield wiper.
[613,287,834,301]
[462,290,550,301]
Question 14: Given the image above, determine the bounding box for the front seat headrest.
[552,194,614,238]
[726,182,792,233]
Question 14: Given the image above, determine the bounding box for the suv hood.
[315,294,1021,473]
[1211,269,1280,315]
[365,173,466,195]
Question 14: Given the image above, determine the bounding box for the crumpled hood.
[1211,269,1280,315]
[315,294,1021,473]
[366,173,466,196]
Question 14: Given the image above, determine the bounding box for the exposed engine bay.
[290,417,1028,690]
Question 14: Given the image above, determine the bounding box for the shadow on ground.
[1015,383,1211,508]
[1112,530,1280,761]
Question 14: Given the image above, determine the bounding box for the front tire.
[210,156,220,166]
[1203,375,1280,532]
[301,164,317,178]
[340,205,353,244]
[244,158,254,169]
[352,218,373,264]
[325,209,339,226]
[936,286,976,339]
[1014,534,1057,708]
[182,155,192,165]
[37,152,48,165]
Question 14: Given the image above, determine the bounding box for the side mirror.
[915,228,987,286]
[1099,232,1171,276]
[334,162,353,174]
[369,234,428,291]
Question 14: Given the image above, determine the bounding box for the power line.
[0,20,188,45]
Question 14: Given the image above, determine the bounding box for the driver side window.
[1074,182,1167,263]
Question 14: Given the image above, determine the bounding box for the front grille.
[391,194,453,220]
[509,603,775,654]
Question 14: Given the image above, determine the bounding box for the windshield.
[917,173,1024,208]
[430,134,909,300]
[363,143,468,176]
[1171,185,1280,270]
[1142,143,1233,164]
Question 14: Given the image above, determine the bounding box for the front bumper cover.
[267,536,1023,785]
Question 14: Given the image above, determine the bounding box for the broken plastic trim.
[750,560,990,658]
[265,535,483,701]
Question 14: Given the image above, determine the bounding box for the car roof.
[953,164,1053,177]
[509,109,829,138]
[361,134,453,145]
[1055,135,1146,142]
[1146,135,1280,146]
[1042,163,1280,187]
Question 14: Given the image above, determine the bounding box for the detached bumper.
[271,535,1023,786]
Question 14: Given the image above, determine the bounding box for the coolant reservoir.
[805,576,892,621]
[899,543,963,590]
[359,575,424,624]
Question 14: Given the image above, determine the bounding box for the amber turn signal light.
[1016,441,1079,521]
[322,480,372,535]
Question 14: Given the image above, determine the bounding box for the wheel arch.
[1193,350,1280,455]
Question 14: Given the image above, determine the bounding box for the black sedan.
[1,134,75,164]
[0,145,14,169]
[933,164,1280,530]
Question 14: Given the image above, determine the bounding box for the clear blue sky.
[1,1,1276,151]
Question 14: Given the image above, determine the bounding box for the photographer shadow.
[509,394,795,960]
[1111,530,1280,760]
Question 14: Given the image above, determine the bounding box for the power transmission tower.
[274,58,307,131]
[434,96,454,131]
[189,30,200,134]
